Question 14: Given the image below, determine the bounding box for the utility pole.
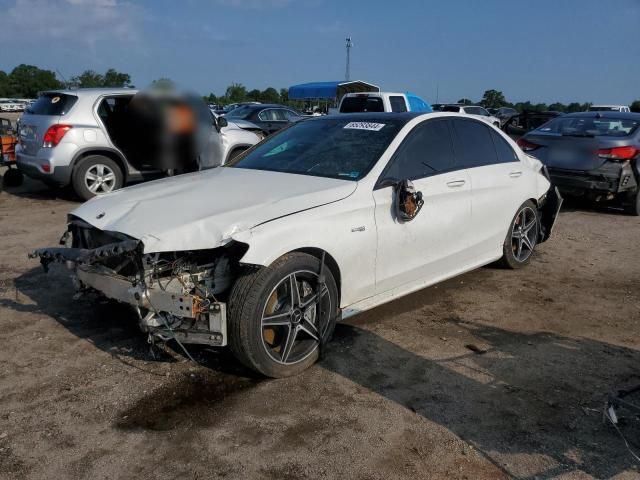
[345,37,353,81]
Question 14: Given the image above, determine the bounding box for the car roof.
[590,104,627,108]
[561,111,640,120]
[314,112,423,123]
[41,88,138,97]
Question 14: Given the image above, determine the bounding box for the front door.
[373,119,473,295]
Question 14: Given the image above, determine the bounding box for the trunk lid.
[524,133,611,171]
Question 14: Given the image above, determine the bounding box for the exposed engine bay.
[30,216,247,348]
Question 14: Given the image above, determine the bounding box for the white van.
[338,92,432,113]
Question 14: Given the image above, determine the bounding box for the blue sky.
[1,0,639,103]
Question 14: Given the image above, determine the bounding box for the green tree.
[565,102,583,113]
[260,87,280,104]
[102,69,131,87]
[480,89,507,109]
[548,102,567,112]
[70,70,104,88]
[225,83,247,103]
[630,100,640,113]
[150,78,175,90]
[8,64,62,97]
[247,89,261,101]
[279,88,289,104]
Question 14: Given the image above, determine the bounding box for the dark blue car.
[518,112,640,215]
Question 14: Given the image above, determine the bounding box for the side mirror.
[395,179,424,222]
[217,117,228,129]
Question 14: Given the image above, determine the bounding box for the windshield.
[227,117,404,180]
[226,106,255,119]
[534,116,639,137]
[442,105,461,112]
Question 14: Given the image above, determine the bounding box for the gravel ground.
[1,172,639,479]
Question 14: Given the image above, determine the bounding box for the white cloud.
[1,0,141,49]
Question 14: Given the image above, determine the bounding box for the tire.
[72,155,123,201]
[500,200,540,269]
[227,147,247,163]
[228,252,339,378]
[3,168,23,187]
[623,189,640,216]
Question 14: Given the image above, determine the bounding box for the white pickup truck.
[338,92,432,114]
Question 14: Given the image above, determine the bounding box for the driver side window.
[382,119,456,182]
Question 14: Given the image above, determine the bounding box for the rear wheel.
[501,200,539,269]
[228,252,339,378]
[72,155,123,201]
[623,189,640,216]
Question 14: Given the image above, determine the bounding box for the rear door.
[450,117,524,258]
[373,119,473,294]
[19,93,78,156]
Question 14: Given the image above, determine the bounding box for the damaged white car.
[31,113,561,377]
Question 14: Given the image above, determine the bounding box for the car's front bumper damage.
[30,217,235,347]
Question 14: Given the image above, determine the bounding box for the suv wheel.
[72,155,123,200]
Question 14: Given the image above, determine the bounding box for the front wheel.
[228,252,339,378]
[500,200,539,269]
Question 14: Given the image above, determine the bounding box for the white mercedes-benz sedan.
[32,113,561,377]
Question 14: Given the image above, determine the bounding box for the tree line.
[467,89,640,113]
[1,64,639,113]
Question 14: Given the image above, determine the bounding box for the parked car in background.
[16,89,260,200]
[493,107,519,126]
[441,104,501,127]
[588,105,631,113]
[32,112,560,377]
[503,110,564,140]
[338,92,433,113]
[517,112,640,215]
[225,103,303,136]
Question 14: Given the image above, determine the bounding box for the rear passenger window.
[450,118,499,168]
[389,96,407,113]
[382,120,455,181]
[490,130,519,163]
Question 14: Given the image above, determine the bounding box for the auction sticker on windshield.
[343,122,386,131]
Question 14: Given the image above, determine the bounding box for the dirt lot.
[1,173,639,480]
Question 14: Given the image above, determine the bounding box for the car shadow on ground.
[324,321,640,479]
[560,196,631,217]
[6,266,640,478]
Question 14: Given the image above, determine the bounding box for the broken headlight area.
[29,216,248,347]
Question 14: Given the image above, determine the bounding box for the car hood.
[71,167,357,253]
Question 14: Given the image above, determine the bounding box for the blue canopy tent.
[405,92,433,112]
[288,80,380,101]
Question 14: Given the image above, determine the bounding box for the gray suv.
[16,88,260,200]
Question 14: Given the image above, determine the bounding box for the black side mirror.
[395,179,424,222]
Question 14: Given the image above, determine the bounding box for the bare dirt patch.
[1,175,639,479]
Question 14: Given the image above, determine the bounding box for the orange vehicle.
[0,117,23,186]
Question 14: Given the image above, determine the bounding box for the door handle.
[509,171,523,178]
[446,180,466,188]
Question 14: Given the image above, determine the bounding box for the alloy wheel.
[260,270,331,365]
[511,206,538,262]
[84,163,117,194]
